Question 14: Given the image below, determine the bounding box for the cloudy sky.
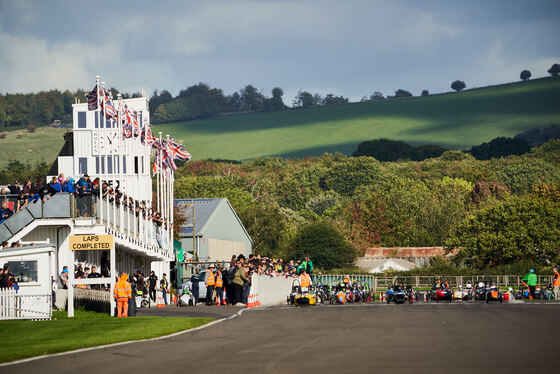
[1,0,559,102]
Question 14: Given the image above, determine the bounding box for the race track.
[5,303,558,374]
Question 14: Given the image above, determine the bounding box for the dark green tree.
[520,70,531,81]
[451,80,466,92]
[468,137,530,160]
[270,87,285,110]
[238,203,288,257]
[421,90,429,96]
[239,85,264,111]
[293,91,315,107]
[289,222,357,269]
[548,63,560,76]
[393,89,412,98]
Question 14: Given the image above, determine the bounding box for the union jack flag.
[103,97,117,119]
[99,90,117,119]
[85,85,98,111]
[122,123,132,138]
[167,137,191,161]
[141,127,156,147]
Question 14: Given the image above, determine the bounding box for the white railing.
[0,289,52,320]
[85,197,172,260]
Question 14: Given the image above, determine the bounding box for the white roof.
[356,257,417,274]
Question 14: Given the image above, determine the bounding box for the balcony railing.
[0,193,172,260]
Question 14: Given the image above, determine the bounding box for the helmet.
[530,269,534,273]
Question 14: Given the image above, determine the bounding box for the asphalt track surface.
[6,302,559,374]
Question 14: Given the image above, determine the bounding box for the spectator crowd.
[189,253,314,307]
[1,173,167,227]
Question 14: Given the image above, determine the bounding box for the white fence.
[0,289,52,320]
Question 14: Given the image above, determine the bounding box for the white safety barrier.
[247,275,295,307]
[0,289,52,320]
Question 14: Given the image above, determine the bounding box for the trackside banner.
[248,274,294,307]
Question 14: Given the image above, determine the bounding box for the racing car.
[453,285,473,301]
[386,284,407,304]
[486,286,503,303]
[428,280,452,302]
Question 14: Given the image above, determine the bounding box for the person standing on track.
[113,272,132,317]
[553,267,560,300]
[160,273,169,305]
[205,265,216,305]
[522,269,538,300]
[215,266,224,306]
[148,271,158,303]
[232,259,247,306]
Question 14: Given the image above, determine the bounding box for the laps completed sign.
[69,234,113,250]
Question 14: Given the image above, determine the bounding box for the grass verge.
[0,310,212,364]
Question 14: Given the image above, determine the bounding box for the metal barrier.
[0,289,52,320]
[311,274,555,292]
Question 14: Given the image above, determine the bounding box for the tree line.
[0,88,140,130]
[1,61,558,129]
[351,127,559,162]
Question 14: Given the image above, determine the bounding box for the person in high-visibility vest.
[113,273,132,317]
[215,267,224,306]
[75,271,87,289]
[553,267,560,301]
[300,269,312,291]
[205,265,216,305]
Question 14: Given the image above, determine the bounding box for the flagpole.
[110,91,116,230]
[166,134,171,250]
[95,75,102,225]
[102,81,109,229]
[117,94,124,234]
[143,104,149,246]
[158,132,163,223]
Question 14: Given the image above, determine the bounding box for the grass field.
[0,127,66,170]
[153,77,560,161]
[1,77,559,169]
[0,310,212,363]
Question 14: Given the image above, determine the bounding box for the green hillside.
[0,127,66,170]
[153,77,560,161]
[1,77,559,170]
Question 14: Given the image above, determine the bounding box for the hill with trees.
[153,77,560,161]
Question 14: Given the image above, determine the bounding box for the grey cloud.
[0,0,558,102]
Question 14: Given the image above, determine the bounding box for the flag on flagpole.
[100,90,117,119]
[85,85,99,111]
[167,137,192,161]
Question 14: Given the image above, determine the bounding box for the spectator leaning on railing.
[1,173,173,230]
[0,200,13,224]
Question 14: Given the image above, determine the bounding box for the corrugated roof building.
[174,198,252,262]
